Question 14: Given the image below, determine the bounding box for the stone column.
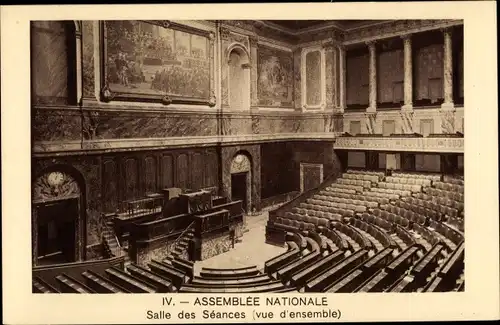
[338,44,346,113]
[401,34,413,110]
[441,28,454,110]
[367,41,377,112]
[249,36,259,111]
[440,28,456,133]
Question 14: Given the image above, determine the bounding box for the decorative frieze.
[335,136,464,153]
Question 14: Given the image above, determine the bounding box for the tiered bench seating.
[192,274,272,286]
[55,274,93,293]
[148,260,188,288]
[105,267,156,293]
[33,277,59,293]
[289,250,345,288]
[200,265,260,278]
[179,280,288,293]
[326,247,394,293]
[126,264,175,292]
[304,249,369,292]
[82,270,125,293]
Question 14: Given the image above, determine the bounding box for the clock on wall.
[47,172,65,187]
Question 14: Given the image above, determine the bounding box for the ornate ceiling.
[265,20,389,32]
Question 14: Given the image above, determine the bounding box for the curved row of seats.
[342,172,379,183]
[377,181,422,193]
[306,198,367,213]
[370,187,412,197]
[386,176,432,187]
[413,193,464,211]
[329,183,364,193]
[264,169,465,292]
[347,169,385,179]
[337,178,372,188]
[425,187,464,202]
[392,172,442,181]
[433,181,464,194]
[298,202,355,217]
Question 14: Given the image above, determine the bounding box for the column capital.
[249,35,259,47]
[440,27,453,36]
[400,33,413,41]
[365,40,377,48]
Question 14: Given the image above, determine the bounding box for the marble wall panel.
[82,111,218,140]
[201,233,231,260]
[32,108,82,142]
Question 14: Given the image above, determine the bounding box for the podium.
[179,190,213,214]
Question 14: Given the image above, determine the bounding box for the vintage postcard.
[1,1,499,324]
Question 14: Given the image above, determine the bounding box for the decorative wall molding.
[299,163,324,193]
[33,133,339,156]
[230,154,252,174]
[301,45,326,111]
[33,171,80,202]
[344,19,463,45]
[335,136,464,153]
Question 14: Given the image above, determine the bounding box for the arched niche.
[230,153,252,213]
[227,44,251,111]
[32,166,87,266]
[31,21,81,105]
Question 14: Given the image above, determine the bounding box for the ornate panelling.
[335,136,464,153]
[176,153,189,189]
[160,154,174,188]
[344,20,463,44]
[123,157,139,200]
[102,158,118,212]
[377,49,404,103]
[144,156,157,194]
[82,20,95,99]
[346,53,369,106]
[257,45,293,107]
[31,21,73,105]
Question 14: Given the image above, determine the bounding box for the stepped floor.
[194,211,286,275]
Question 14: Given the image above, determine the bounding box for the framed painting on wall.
[100,20,215,106]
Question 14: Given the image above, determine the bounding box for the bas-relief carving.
[82,21,95,98]
[33,171,80,202]
[335,136,464,153]
[365,113,377,134]
[230,154,251,173]
[257,46,293,107]
[33,156,102,245]
[440,109,456,134]
[400,110,415,133]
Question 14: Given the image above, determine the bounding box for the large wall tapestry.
[102,20,215,106]
[257,46,293,107]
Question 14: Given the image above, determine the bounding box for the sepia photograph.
[30,18,465,294]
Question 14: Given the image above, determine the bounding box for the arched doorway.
[227,45,251,111]
[230,153,252,213]
[32,168,86,266]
